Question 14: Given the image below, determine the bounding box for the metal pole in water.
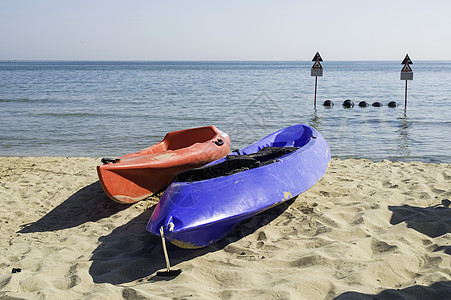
[314,76,318,108]
[405,80,408,109]
[400,54,413,110]
[311,52,323,109]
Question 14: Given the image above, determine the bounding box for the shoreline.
[2,155,450,163]
[1,157,450,298]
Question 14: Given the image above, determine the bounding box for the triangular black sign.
[401,54,413,65]
[312,60,322,69]
[312,52,323,62]
[401,63,412,72]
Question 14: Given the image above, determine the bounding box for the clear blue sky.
[1,0,450,61]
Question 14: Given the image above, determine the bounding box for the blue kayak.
[146,124,330,249]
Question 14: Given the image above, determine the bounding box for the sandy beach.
[0,157,450,299]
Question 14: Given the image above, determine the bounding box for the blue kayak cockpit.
[240,124,313,154]
[173,146,299,183]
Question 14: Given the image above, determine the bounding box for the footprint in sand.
[371,239,397,254]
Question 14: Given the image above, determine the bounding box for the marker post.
[400,54,413,109]
[311,52,323,108]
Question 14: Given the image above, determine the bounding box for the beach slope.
[0,157,450,299]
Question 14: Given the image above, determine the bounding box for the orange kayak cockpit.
[97,125,230,204]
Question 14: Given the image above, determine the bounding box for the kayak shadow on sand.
[389,199,451,256]
[388,199,451,239]
[88,198,295,284]
[18,181,130,233]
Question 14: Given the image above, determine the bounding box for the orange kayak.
[97,126,230,204]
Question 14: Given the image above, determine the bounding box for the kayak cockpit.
[174,146,299,183]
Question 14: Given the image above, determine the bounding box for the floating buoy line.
[322,100,398,108]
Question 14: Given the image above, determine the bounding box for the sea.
[1,60,450,163]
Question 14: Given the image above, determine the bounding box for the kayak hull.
[97,126,230,204]
[147,124,330,248]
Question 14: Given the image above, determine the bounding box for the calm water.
[1,61,450,163]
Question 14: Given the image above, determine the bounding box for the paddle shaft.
[160,226,171,272]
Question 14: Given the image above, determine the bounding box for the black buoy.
[388,101,397,108]
[358,101,369,107]
[343,99,354,108]
[372,102,383,107]
[323,100,334,107]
